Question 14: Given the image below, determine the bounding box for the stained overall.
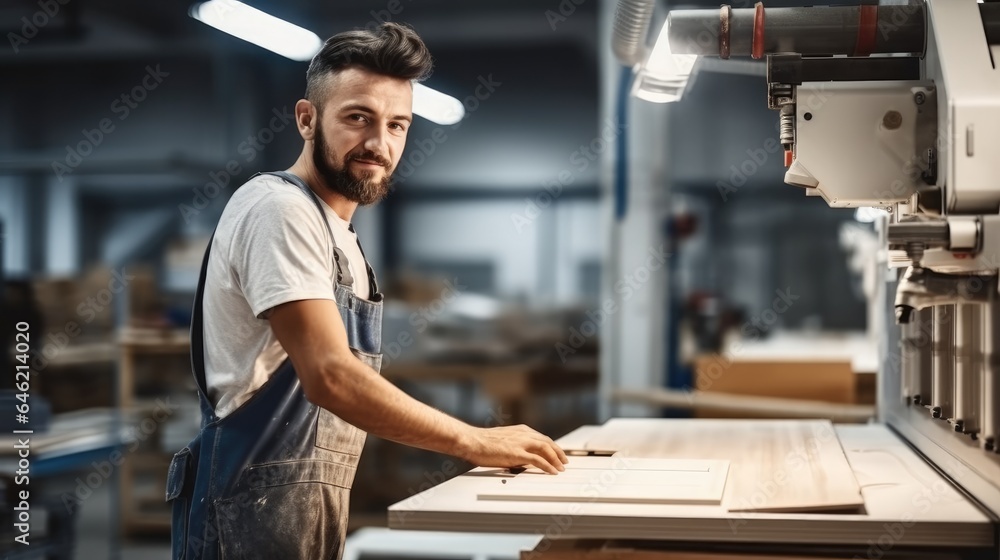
[166,171,383,560]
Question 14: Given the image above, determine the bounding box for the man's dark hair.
[305,22,433,106]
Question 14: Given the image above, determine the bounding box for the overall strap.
[349,223,380,297]
[190,232,215,407]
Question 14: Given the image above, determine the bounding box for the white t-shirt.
[202,173,372,419]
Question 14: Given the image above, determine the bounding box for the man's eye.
[349,114,368,122]
[390,123,406,131]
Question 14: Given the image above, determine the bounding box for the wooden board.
[388,422,992,548]
[478,458,729,505]
[583,419,862,513]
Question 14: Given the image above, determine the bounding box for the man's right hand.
[458,424,569,475]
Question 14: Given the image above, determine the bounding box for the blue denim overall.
[166,171,383,559]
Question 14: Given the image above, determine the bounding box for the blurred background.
[0,0,879,558]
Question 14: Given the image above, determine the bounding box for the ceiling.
[0,0,599,62]
[1,0,829,62]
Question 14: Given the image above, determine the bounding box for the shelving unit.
[117,327,192,537]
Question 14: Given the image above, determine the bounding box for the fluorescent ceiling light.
[633,19,698,103]
[190,1,465,124]
[413,83,465,125]
[190,0,322,62]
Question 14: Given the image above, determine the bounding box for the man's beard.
[312,126,393,206]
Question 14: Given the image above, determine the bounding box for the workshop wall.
[399,199,600,303]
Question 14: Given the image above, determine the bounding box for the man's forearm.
[307,356,473,457]
[268,299,567,474]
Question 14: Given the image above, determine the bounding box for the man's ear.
[295,99,317,141]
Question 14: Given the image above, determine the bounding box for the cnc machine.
[389,2,1000,557]
[668,0,1000,552]
[665,0,1000,545]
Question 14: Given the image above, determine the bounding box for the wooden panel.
[584,419,862,513]
[479,458,729,505]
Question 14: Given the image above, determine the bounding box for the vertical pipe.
[45,178,80,275]
[614,65,630,221]
[981,302,1000,452]
[916,308,934,406]
[954,304,982,436]
[900,315,917,403]
[902,308,934,406]
[899,310,916,404]
[931,304,955,420]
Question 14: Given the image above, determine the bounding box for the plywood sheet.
[478,458,729,505]
[581,419,862,513]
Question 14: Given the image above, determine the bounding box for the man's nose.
[362,127,389,158]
